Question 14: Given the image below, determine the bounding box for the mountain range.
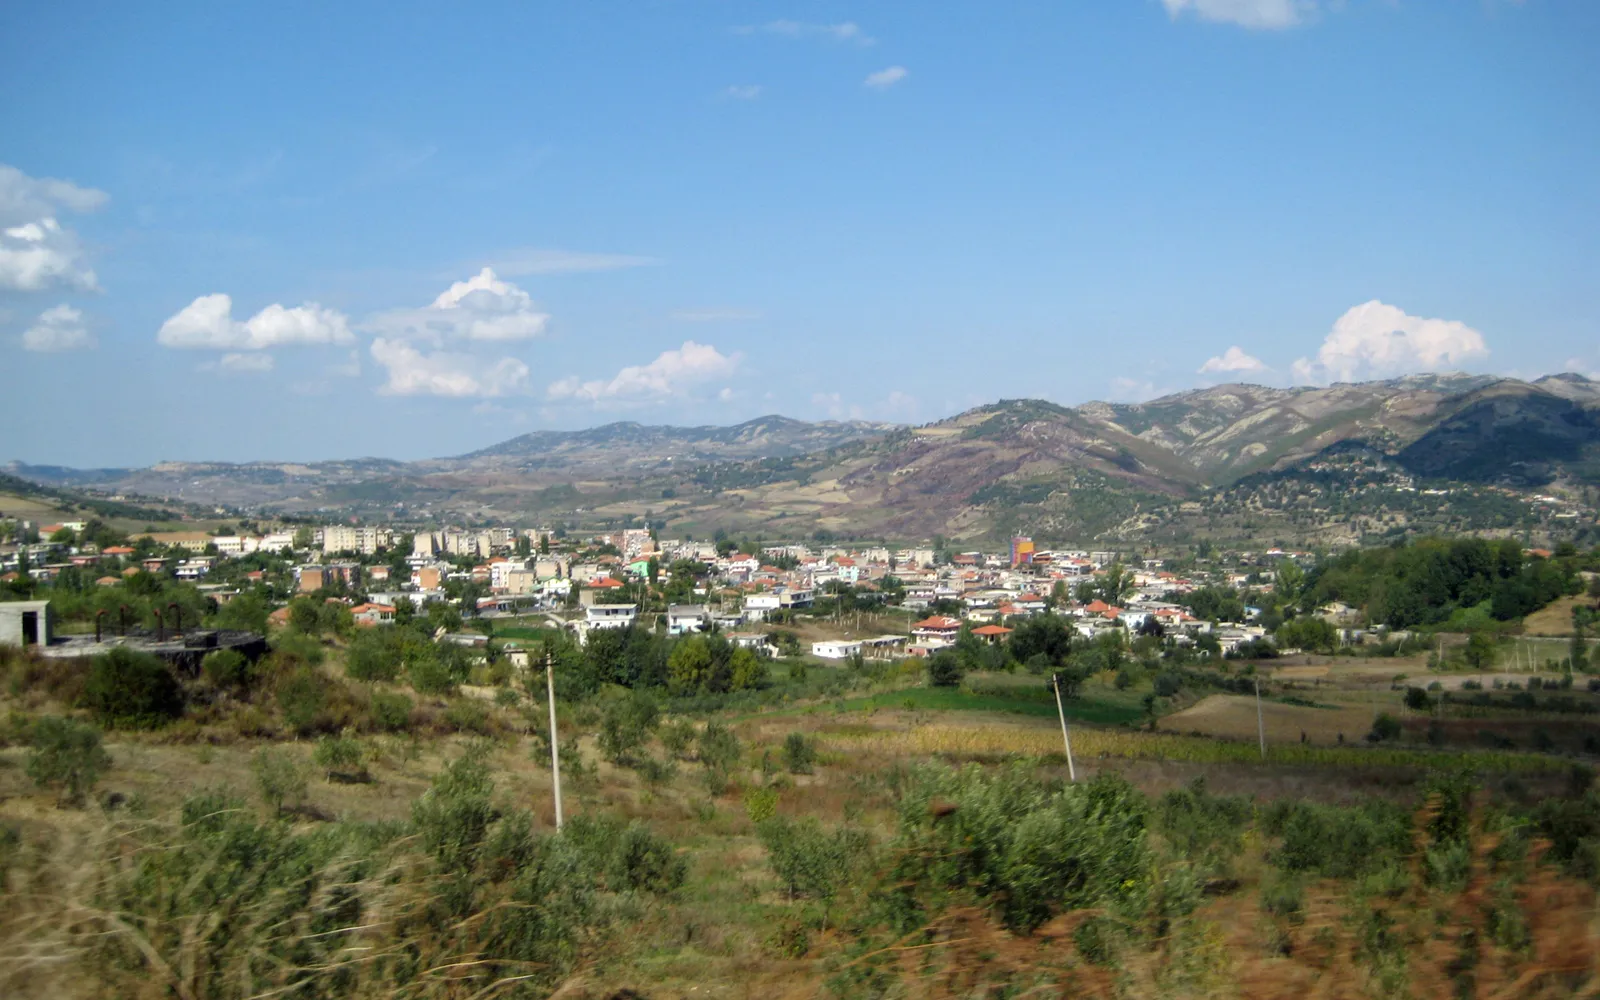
[8,372,1599,544]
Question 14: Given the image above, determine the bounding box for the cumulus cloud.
[20,304,94,352]
[370,267,550,344]
[724,84,763,100]
[157,293,354,350]
[0,164,107,293]
[218,352,275,373]
[1291,300,1489,384]
[1198,345,1268,375]
[864,66,909,89]
[370,338,531,398]
[733,20,874,45]
[1160,0,1310,29]
[547,340,739,404]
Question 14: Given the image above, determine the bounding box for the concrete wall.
[0,600,53,647]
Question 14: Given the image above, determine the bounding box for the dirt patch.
[1160,693,1385,746]
[1524,595,1588,636]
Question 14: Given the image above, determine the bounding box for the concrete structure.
[0,600,53,647]
[811,639,862,659]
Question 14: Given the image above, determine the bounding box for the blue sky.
[3,0,1596,466]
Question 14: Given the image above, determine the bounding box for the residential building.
[584,604,638,630]
[667,604,711,635]
[350,603,397,627]
[811,639,862,659]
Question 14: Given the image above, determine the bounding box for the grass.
[835,684,1146,725]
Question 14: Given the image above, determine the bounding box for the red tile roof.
[972,625,1013,636]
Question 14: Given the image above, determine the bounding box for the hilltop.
[8,373,1600,544]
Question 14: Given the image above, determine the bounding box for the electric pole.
[546,651,563,830]
[1052,673,1076,782]
[1255,676,1267,760]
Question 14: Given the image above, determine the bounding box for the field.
[2,637,1598,999]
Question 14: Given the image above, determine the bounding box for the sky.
[3,0,1597,467]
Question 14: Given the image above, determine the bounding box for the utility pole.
[1052,673,1076,782]
[1254,676,1267,760]
[545,651,563,830]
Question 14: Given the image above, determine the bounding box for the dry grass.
[1162,693,1382,746]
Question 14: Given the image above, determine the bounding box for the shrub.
[562,814,686,894]
[406,648,456,695]
[892,765,1151,932]
[782,731,817,774]
[313,731,367,781]
[1403,687,1431,711]
[1154,778,1250,865]
[659,718,697,760]
[201,649,253,690]
[413,748,498,869]
[494,686,520,708]
[1265,799,1411,879]
[745,786,779,823]
[276,666,331,736]
[84,647,184,728]
[369,690,413,731]
[250,746,308,816]
[1367,713,1402,742]
[1153,671,1183,698]
[699,721,743,795]
[597,690,660,766]
[27,715,112,806]
[443,698,492,735]
[757,815,868,902]
[345,628,402,682]
[927,650,963,688]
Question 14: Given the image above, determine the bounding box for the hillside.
[8,373,1600,543]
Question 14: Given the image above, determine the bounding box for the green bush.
[698,720,742,795]
[1154,778,1250,865]
[562,814,687,894]
[891,765,1152,932]
[597,690,660,766]
[413,747,498,869]
[368,690,413,731]
[757,815,869,902]
[276,666,331,736]
[927,650,963,688]
[250,746,308,816]
[345,628,401,682]
[84,647,183,728]
[1264,799,1411,879]
[313,731,366,780]
[1367,712,1403,743]
[443,698,492,735]
[200,649,253,690]
[659,718,697,760]
[406,647,456,695]
[26,715,112,806]
[782,731,817,775]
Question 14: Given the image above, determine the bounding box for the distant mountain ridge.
[8,373,1600,541]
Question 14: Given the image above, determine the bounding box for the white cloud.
[733,20,874,45]
[670,307,762,322]
[218,352,275,373]
[811,390,919,421]
[1198,345,1268,375]
[329,349,362,378]
[864,66,909,89]
[20,304,93,352]
[487,249,658,276]
[547,340,739,404]
[1291,300,1490,384]
[368,267,550,345]
[1107,377,1173,402]
[370,337,531,398]
[1160,0,1310,29]
[0,164,107,293]
[725,84,764,100]
[157,293,354,350]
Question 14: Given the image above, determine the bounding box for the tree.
[85,647,184,728]
[598,691,661,765]
[1095,563,1136,606]
[27,716,112,806]
[668,636,713,695]
[251,746,308,816]
[539,533,551,555]
[729,647,768,691]
[292,526,315,550]
[201,648,254,690]
[1276,616,1338,653]
[1463,632,1497,672]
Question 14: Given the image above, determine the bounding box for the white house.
[811,640,863,659]
[667,604,711,635]
[584,604,637,630]
[743,593,781,621]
